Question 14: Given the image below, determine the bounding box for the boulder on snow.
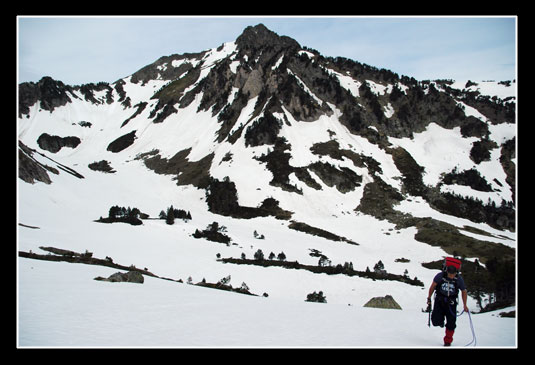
[94,271,144,284]
[363,295,402,310]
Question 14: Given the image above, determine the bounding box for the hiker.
[427,257,469,346]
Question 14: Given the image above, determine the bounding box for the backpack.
[442,257,461,275]
[437,257,462,301]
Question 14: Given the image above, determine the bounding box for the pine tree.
[219,275,231,286]
[240,282,250,292]
[254,249,264,261]
[374,260,385,272]
[166,206,175,225]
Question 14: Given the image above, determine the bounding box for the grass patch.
[413,217,514,264]
[288,221,358,245]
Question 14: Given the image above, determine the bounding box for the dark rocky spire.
[236,24,300,52]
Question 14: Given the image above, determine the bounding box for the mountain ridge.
[18,24,516,313]
[18,23,516,228]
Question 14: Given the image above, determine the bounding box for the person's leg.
[443,304,457,345]
[431,299,445,327]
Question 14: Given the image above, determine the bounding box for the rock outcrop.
[363,295,402,310]
[94,271,144,284]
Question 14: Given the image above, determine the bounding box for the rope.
[439,299,477,347]
[449,306,477,347]
[464,310,477,347]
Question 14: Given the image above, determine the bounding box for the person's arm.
[461,289,468,312]
[428,281,437,302]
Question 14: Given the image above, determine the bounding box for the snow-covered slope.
[18,259,515,347]
[17,23,516,347]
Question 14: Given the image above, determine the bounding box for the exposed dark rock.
[244,111,282,147]
[18,141,55,184]
[19,140,84,182]
[310,140,383,175]
[130,52,205,85]
[78,120,92,128]
[139,148,214,189]
[288,221,358,245]
[387,146,426,197]
[37,133,81,153]
[149,66,201,123]
[254,137,303,193]
[197,58,236,115]
[355,176,404,220]
[307,161,362,193]
[236,23,300,54]
[121,102,147,127]
[205,177,292,220]
[95,271,144,284]
[78,82,113,105]
[88,160,116,173]
[107,130,136,153]
[151,103,178,124]
[18,76,74,116]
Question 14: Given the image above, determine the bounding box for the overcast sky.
[17,16,516,86]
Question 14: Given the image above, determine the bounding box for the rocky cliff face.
[19,77,73,116]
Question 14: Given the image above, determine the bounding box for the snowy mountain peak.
[18,25,516,345]
[17,24,516,228]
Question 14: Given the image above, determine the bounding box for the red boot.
[444,329,454,346]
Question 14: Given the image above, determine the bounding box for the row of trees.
[242,249,287,262]
[98,204,194,226]
[97,205,144,225]
[159,205,192,225]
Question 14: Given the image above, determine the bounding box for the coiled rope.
[464,310,477,347]
[449,306,477,347]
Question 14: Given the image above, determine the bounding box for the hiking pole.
[426,298,432,327]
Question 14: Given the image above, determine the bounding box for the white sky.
[17,16,517,85]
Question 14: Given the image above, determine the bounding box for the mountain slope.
[17,23,516,346]
[19,258,515,347]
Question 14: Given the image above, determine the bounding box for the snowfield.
[18,259,515,348]
[17,93,517,347]
[17,32,516,348]
[17,162,516,347]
